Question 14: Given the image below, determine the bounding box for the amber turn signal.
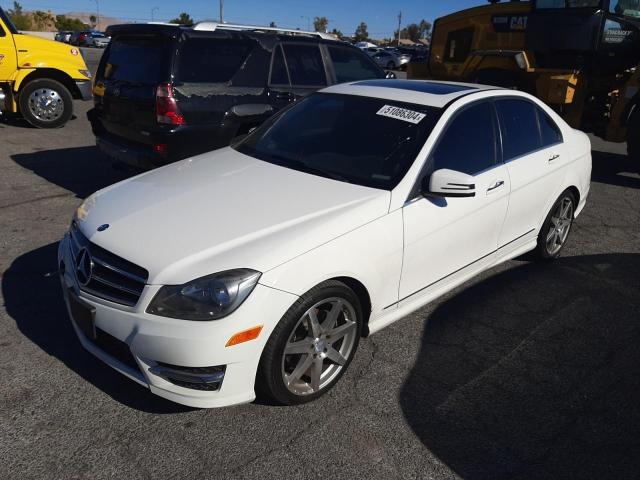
[226,325,263,347]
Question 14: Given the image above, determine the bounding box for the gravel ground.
[1,48,639,479]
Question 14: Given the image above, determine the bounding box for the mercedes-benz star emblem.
[75,247,93,286]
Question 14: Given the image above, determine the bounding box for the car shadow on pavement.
[11,146,136,199]
[591,150,640,189]
[400,253,640,479]
[2,242,193,414]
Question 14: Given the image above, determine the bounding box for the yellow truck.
[0,7,92,128]
[409,0,640,167]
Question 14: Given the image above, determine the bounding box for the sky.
[2,0,485,39]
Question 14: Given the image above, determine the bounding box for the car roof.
[321,79,500,108]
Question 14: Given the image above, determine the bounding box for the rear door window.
[270,45,290,85]
[177,38,254,83]
[495,99,543,160]
[282,44,327,86]
[327,45,382,83]
[103,35,171,84]
[538,108,563,147]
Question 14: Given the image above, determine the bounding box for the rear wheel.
[19,79,73,129]
[257,280,362,405]
[535,190,576,259]
[627,108,639,172]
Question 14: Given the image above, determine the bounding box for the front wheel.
[257,280,363,405]
[627,108,639,172]
[19,79,73,128]
[535,190,576,259]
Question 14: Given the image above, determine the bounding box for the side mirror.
[385,71,397,79]
[423,168,475,198]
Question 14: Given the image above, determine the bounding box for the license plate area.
[68,290,96,340]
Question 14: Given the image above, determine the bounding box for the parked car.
[361,46,383,56]
[69,30,93,46]
[60,80,592,408]
[88,32,110,48]
[88,22,390,169]
[371,49,411,70]
[54,30,72,43]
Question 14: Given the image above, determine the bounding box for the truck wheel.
[19,79,73,128]
[628,108,640,171]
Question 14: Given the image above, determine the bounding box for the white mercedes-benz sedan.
[59,80,591,408]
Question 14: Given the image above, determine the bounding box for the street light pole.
[300,15,310,31]
[220,0,224,23]
[151,7,159,22]
[91,0,100,30]
[397,11,402,47]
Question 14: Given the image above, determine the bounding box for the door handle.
[548,154,560,162]
[486,180,504,192]
[274,92,294,100]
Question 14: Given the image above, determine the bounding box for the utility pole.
[300,16,310,31]
[397,11,402,47]
[220,0,224,23]
[91,0,100,30]
[151,6,159,22]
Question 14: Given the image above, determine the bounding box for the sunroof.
[353,79,476,95]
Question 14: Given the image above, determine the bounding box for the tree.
[7,2,32,31]
[313,16,328,33]
[419,19,431,38]
[330,28,343,38]
[354,22,368,42]
[55,15,88,31]
[269,21,277,28]
[169,12,194,26]
[89,14,97,28]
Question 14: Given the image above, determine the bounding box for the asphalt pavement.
[0,48,639,479]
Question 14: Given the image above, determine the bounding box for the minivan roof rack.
[192,21,338,40]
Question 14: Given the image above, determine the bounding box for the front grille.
[93,327,140,372]
[69,221,149,307]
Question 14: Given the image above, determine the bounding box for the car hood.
[14,34,88,74]
[75,148,390,285]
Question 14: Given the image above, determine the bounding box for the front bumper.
[75,80,92,101]
[58,234,298,408]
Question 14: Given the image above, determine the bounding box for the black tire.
[18,79,73,129]
[386,61,396,70]
[627,107,639,172]
[534,190,577,260]
[256,280,363,405]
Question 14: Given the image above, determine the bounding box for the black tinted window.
[103,36,170,84]
[444,28,473,62]
[538,108,563,146]
[177,38,253,83]
[282,44,327,86]
[235,93,441,189]
[431,102,496,175]
[496,99,542,160]
[328,46,382,83]
[270,45,289,85]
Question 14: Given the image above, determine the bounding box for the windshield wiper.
[268,154,351,183]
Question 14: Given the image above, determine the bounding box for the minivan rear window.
[103,35,170,84]
[176,38,254,83]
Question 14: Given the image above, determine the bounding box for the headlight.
[146,269,261,321]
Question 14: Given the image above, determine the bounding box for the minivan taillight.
[156,83,185,125]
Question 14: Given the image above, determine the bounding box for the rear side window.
[538,108,563,146]
[495,99,542,160]
[327,46,382,83]
[444,27,474,63]
[282,44,327,86]
[177,38,254,83]
[103,36,170,84]
[430,102,497,175]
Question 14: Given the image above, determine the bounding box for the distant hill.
[64,12,125,31]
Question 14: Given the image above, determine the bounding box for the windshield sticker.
[376,105,426,124]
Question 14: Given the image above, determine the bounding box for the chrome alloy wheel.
[546,196,574,255]
[28,88,64,122]
[281,297,358,396]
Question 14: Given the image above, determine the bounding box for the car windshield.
[610,0,640,18]
[234,93,441,190]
